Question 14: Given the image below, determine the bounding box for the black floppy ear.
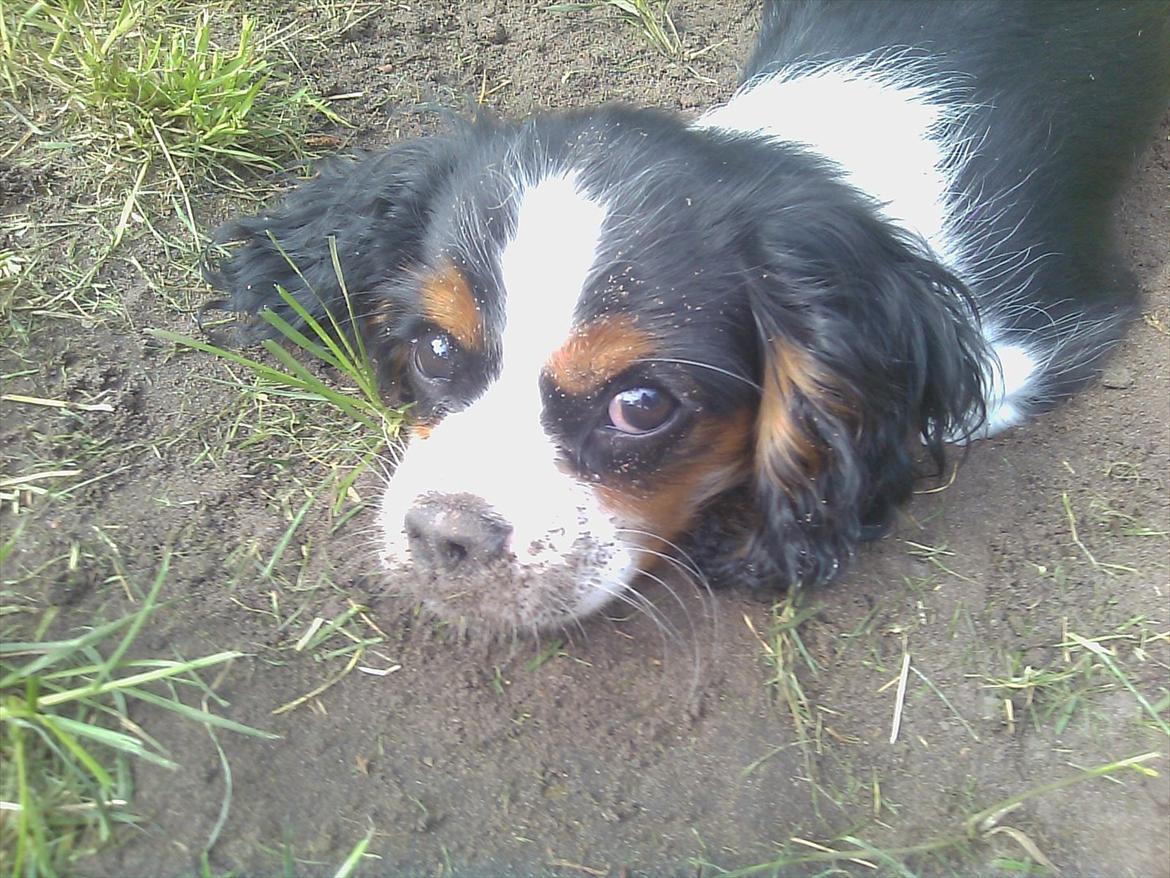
[202,135,463,342]
[738,212,988,590]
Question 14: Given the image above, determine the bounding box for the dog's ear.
[202,135,463,342]
[736,205,988,590]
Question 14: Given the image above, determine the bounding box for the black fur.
[203,0,1168,603]
[750,0,1170,398]
[203,135,466,342]
[737,198,987,589]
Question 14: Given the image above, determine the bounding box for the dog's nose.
[404,493,512,572]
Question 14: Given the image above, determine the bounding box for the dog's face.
[208,107,986,633]
[371,130,761,631]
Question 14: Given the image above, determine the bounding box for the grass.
[192,829,378,878]
[745,593,821,741]
[696,752,1162,877]
[2,0,337,175]
[978,617,1170,737]
[153,267,407,515]
[1,0,338,331]
[156,279,399,443]
[548,0,681,57]
[744,592,848,822]
[0,553,277,877]
[3,2,1169,875]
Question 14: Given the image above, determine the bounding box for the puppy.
[204,1,1169,632]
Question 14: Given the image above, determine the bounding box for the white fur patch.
[499,172,608,374]
[977,342,1036,436]
[376,172,638,626]
[695,56,1041,435]
[695,57,967,271]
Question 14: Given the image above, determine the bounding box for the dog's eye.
[607,387,677,435]
[413,329,459,381]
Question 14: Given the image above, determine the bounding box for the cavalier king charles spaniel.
[203,1,1168,631]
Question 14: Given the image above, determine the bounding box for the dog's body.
[207,1,1169,632]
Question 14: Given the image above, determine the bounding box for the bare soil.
[2,3,1167,876]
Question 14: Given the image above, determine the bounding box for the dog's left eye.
[412,329,460,381]
[607,387,678,435]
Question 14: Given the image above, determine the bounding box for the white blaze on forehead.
[498,171,609,374]
[376,168,637,619]
[427,169,610,556]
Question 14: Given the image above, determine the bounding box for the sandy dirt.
[2,2,1168,876]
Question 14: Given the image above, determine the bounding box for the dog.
[203,0,1169,632]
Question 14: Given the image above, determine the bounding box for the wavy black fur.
[203,135,466,342]
[202,0,1168,601]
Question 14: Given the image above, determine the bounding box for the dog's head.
[206,107,986,632]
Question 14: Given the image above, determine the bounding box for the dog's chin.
[377,541,636,634]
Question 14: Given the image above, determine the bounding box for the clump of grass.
[2,0,342,332]
[745,593,821,738]
[979,619,1170,737]
[599,0,681,57]
[744,593,841,820]
[0,553,276,876]
[157,284,401,435]
[696,752,1161,876]
[154,257,405,506]
[548,0,682,57]
[980,655,1097,736]
[3,0,336,175]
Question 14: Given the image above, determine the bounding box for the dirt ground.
[2,2,1168,876]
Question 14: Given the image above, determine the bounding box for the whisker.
[634,357,762,392]
[615,528,707,585]
[624,567,705,693]
[596,578,679,667]
[615,528,721,684]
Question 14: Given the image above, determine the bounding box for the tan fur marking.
[420,264,482,351]
[770,341,854,418]
[756,339,857,480]
[597,409,753,545]
[757,348,822,476]
[546,317,654,395]
[362,299,397,334]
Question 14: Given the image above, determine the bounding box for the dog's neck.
[694,54,972,279]
[694,57,1037,437]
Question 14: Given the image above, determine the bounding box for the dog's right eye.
[606,386,678,435]
[412,329,460,381]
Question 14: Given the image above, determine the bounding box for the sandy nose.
[404,492,513,573]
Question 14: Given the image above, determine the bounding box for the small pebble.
[487,22,509,45]
[1100,365,1134,389]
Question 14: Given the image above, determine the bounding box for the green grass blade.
[37,713,115,791]
[97,553,170,685]
[262,491,317,578]
[258,306,346,370]
[327,236,368,367]
[13,720,55,878]
[0,615,142,689]
[49,714,177,770]
[151,328,324,389]
[332,829,375,878]
[124,688,278,739]
[32,652,244,710]
[258,340,371,420]
[1067,633,1170,737]
[270,282,359,370]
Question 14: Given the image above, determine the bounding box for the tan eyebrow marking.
[546,316,655,395]
[420,263,483,351]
